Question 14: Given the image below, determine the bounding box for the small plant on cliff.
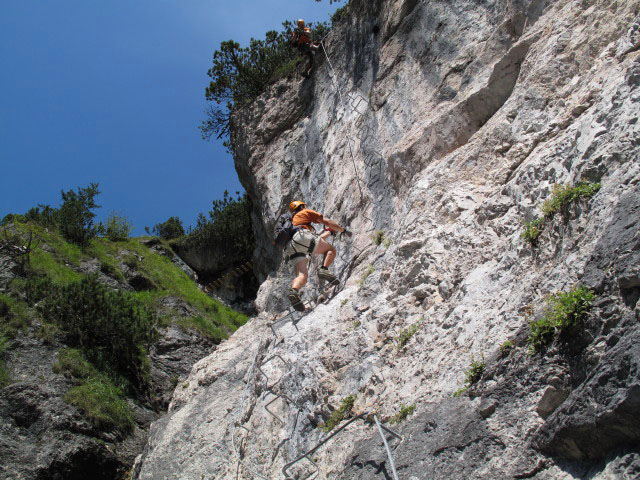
[527,285,595,354]
[521,218,544,245]
[321,394,356,432]
[454,356,486,397]
[541,182,601,217]
[389,404,416,424]
[521,182,600,246]
[396,321,421,350]
[54,348,134,433]
[65,375,135,434]
[371,230,391,248]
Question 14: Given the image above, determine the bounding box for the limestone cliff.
[134,0,640,478]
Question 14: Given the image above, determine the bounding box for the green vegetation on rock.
[389,404,416,424]
[321,394,356,432]
[177,191,255,269]
[454,356,486,397]
[521,182,601,246]
[396,321,421,349]
[200,21,329,150]
[64,374,135,434]
[527,285,595,354]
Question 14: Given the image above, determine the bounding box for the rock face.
[135,0,640,479]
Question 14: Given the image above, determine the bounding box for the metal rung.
[258,354,290,390]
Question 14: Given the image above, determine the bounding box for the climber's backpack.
[273,213,299,249]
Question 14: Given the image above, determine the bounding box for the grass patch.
[65,376,134,434]
[90,237,248,340]
[527,285,595,354]
[176,316,229,342]
[53,348,100,380]
[99,259,125,283]
[55,348,134,434]
[389,404,415,424]
[396,322,421,349]
[29,248,82,285]
[321,394,356,433]
[0,294,31,337]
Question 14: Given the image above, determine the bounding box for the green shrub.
[521,218,544,245]
[542,182,601,217]
[25,205,58,227]
[464,357,486,385]
[64,375,134,434]
[179,192,254,266]
[25,276,54,305]
[396,322,421,349]
[454,356,485,397]
[331,5,349,24]
[521,182,600,245]
[152,216,185,240]
[38,275,155,385]
[321,394,356,432]
[201,21,329,150]
[102,212,133,241]
[1,214,26,226]
[389,404,415,424]
[527,285,595,354]
[58,183,101,246]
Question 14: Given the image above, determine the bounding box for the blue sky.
[0,0,340,235]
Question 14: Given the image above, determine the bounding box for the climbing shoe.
[317,268,339,286]
[288,289,305,312]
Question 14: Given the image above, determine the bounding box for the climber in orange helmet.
[290,19,320,78]
[284,200,348,311]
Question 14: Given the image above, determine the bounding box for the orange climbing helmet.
[297,19,305,28]
[289,200,306,213]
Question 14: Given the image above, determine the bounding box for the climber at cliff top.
[281,201,347,311]
[291,19,320,78]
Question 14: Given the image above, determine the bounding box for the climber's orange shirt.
[293,209,324,231]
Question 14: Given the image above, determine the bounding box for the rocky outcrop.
[135,0,640,478]
[0,244,219,479]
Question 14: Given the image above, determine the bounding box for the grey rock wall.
[135,0,640,478]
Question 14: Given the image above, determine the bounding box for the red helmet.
[289,200,306,213]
